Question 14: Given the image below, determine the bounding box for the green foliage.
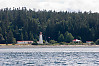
[7,30,16,44]
[29,32,34,41]
[33,39,37,43]
[24,32,28,40]
[95,39,99,45]
[53,43,60,45]
[0,7,98,44]
[32,42,38,45]
[0,27,2,34]
[43,40,45,43]
[76,36,81,40]
[59,42,67,45]
[49,40,57,44]
[32,39,38,45]
[64,31,74,43]
[0,34,5,43]
[58,34,64,42]
[20,32,23,40]
[12,38,16,44]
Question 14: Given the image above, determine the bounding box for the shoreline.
[0,45,99,48]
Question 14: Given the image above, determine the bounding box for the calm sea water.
[0,48,99,66]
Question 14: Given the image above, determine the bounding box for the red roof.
[40,32,42,35]
[73,39,81,42]
[86,41,92,42]
[73,39,77,41]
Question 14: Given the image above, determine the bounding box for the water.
[0,48,99,66]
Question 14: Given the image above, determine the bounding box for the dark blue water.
[0,48,99,66]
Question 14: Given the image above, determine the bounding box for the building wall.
[17,41,33,44]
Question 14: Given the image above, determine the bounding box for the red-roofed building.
[17,41,33,44]
[73,39,81,43]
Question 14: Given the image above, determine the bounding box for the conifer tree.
[29,32,34,41]
[0,27,2,34]
[20,32,23,40]
[58,34,64,42]
[24,32,28,40]
[64,31,74,43]
[0,34,5,43]
[7,30,16,43]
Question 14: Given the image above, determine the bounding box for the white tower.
[39,32,43,44]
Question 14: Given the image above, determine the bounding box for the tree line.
[0,7,99,44]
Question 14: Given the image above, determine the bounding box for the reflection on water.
[0,48,99,66]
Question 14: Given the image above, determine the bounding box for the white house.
[86,41,93,44]
[17,41,33,44]
[73,39,81,43]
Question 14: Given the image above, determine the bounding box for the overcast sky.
[0,0,99,12]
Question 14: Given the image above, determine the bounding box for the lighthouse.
[39,32,43,44]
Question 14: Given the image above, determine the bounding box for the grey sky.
[0,0,99,12]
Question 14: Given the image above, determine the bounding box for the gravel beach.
[0,45,99,48]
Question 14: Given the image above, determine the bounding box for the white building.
[73,39,81,43]
[38,32,43,44]
[86,41,93,44]
[17,41,33,44]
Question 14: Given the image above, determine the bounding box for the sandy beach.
[0,45,99,48]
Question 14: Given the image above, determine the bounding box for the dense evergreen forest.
[0,7,99,44]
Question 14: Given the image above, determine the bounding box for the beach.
[0,45,99,48]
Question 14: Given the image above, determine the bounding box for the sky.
[0,0,99,12]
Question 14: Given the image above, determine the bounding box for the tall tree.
[24,31,28,40]
[29,31,34,40]
[20,32,23,41]
[7,30,16,43]
[0,27,2,34]
[58,34,64,42]
[64,31,74,43]
[0,34,5,43]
